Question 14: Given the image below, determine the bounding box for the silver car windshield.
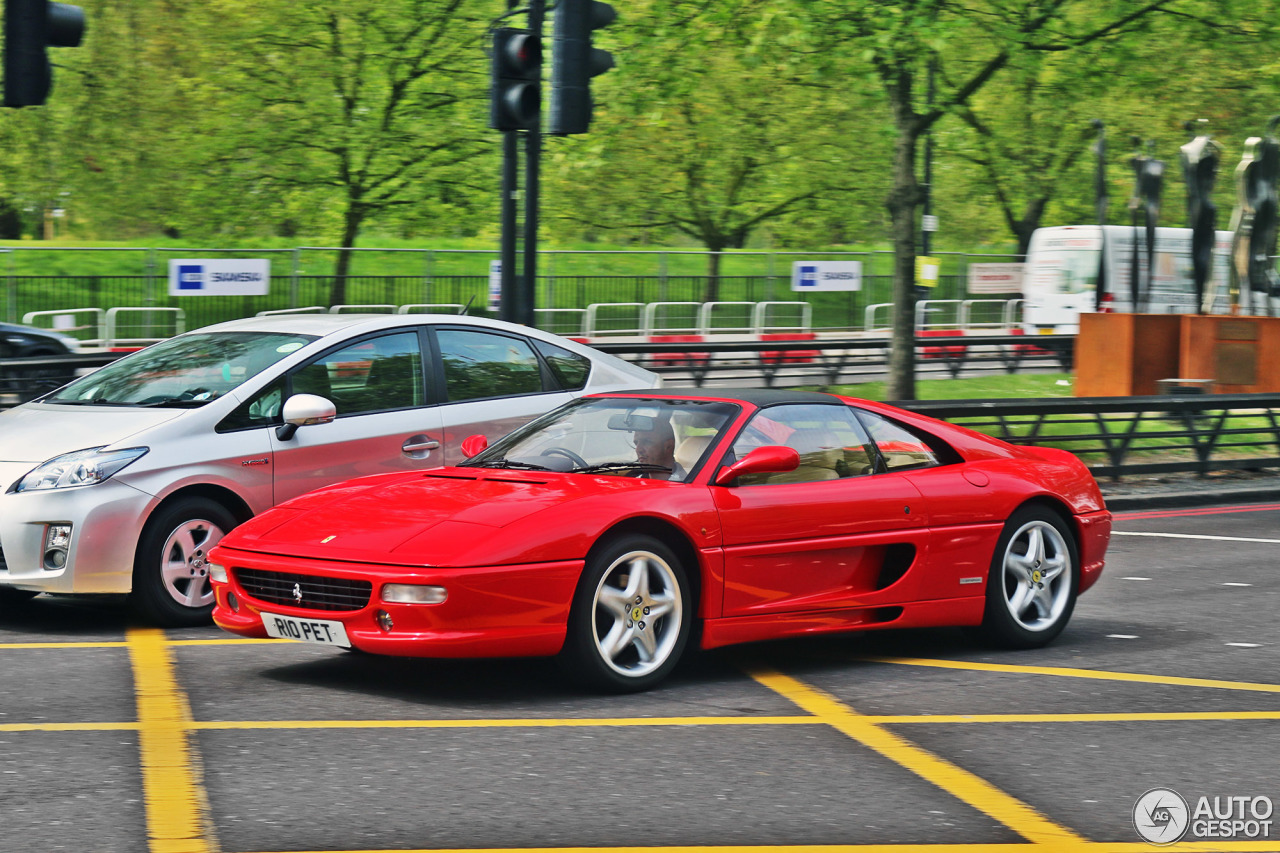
[46,332,317,407]
[465,397,740,482]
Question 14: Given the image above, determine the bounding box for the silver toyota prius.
[0,313,658,625]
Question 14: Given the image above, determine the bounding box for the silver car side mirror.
[276,393,337,441]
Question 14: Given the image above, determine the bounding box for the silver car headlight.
[12,446,149,493]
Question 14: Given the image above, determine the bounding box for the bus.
[1021,224,1240,335]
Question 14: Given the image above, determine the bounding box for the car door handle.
[402,438,440,452]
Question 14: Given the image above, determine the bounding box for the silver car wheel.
[591,549,683,679]
[999,519,1072,632]
[159,517,225,609]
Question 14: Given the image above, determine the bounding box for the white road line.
[1112,531,1280,544]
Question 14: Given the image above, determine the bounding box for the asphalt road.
[1,501,1277,853]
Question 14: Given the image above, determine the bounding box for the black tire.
[131,497,238,627]
[978,505,1079,649]
[559,534,692,693]
[0,587,40,609]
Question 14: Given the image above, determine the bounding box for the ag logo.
[1134,787,1190,845]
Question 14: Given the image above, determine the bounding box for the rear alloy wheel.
[561,534,691,692]
[979,506,1079,648]
[131,497,238,627]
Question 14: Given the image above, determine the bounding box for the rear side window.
[437,328,542,401]
[534,340,591,390]
[855,410,944,471]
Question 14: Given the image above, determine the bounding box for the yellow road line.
[0,641,129,649]
[749,666,1083,846]
[127,627,217,853]
[859,656,1280,693]
[191,715,815,730]
[8,709,1280,734]
[241,846,1280,853]
[170,638,283,646]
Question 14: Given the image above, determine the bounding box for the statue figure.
[1248,116,1279,313]
[1129,138,1164,312]
[1229,118,1279,316]
[1179,124,1222,314]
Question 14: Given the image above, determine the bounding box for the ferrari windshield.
[463,397,740,482]
[47,331,316,407]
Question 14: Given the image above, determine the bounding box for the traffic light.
[548,0,616,135]
[4,0,85,108]
[489,27,540,131]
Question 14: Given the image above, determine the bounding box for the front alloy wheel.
[132,497,238,627]
[562,535,691,692]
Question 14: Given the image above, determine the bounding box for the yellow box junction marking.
[858,656,1280,694]
[747,666,1084,846]
[127,627,217,853]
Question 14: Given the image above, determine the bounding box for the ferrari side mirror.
[460,434,489,458]
[713,445,800,486]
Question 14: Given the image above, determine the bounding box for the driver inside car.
[632,417,685,481]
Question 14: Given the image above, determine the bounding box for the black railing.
[897,394,1280,479]
[591,334,1072,387]
[5,345,1277,481]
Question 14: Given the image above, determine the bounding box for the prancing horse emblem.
[292,583,303,604]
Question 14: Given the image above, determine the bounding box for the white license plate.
[260,611,351,648]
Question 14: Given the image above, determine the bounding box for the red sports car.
[209,389,1111,691]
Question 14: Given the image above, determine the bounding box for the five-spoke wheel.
[979,506,1079,648]
[561,534,691,692]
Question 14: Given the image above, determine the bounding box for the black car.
[0,322,82,402]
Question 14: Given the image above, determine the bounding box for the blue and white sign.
[488,260,502,311]
[791,260,862,292]
[168,259,270,296]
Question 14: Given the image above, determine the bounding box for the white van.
[1021,224,1238,334]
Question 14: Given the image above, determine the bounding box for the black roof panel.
[599,387,841,407]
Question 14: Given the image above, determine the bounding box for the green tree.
[201,0,493,302]
[801,0,1231,400]
[545,0,878,301]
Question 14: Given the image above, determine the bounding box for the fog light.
[43,524,71,570]
[227,591,239,612]
[381,583,447,604]
[375,609,394,632]
[208,562,228,584]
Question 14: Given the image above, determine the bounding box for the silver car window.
[289,331,426,417]
[437,328,543,402]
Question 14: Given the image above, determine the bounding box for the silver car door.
[268,328,445,504]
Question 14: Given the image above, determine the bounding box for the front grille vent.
[233,567,371,612]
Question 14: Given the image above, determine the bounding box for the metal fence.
[2,246,1023,338]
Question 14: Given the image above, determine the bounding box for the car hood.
[221,467,650,565]
[0,403,186,463]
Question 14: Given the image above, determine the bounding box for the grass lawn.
[820,373,1076,402]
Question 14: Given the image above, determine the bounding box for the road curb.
[1104,483,1280,511]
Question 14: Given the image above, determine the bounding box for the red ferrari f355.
[210,389,1111,691]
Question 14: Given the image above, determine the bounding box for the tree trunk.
[704,243,724,303]
[886,113,923,401]
[329,206,364,306]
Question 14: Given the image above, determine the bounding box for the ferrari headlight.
[12,447,149,493]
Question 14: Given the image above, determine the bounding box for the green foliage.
[0,0,1275,274]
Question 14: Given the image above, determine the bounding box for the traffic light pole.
[499,129,519,323]
[521,0,544,329]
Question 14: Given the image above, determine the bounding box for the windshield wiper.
[569,462,672,475]
[470,458,553,471]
